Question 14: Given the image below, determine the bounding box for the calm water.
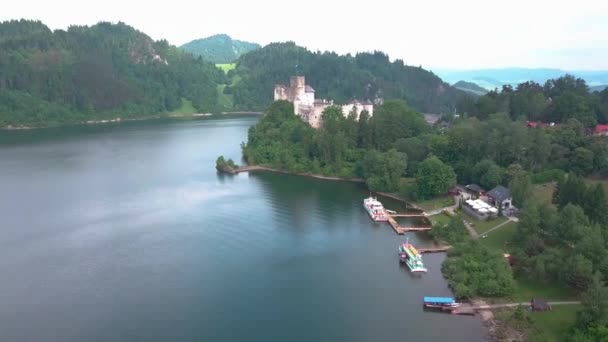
[0,117,486,341]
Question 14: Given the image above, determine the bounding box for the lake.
[0,117,486,341]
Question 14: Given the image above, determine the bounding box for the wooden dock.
[386,211,432,235]
[417,246,452,253]
[423,304,476,316]
[389,213,426,218]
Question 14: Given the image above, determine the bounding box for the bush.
[442,241,516,298]
[430,217,468,244]
[215,155,238,173]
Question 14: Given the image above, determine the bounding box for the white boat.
[363,196,389,222]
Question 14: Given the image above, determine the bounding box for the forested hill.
[180,34,260,64]
[226,42,467,113]
[0,20,225,128]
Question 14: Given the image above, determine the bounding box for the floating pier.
[386,211,432,235]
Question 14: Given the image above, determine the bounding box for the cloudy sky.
[2,0,608,70]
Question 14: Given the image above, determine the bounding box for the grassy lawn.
[585,178,608,192]
[415,196,454,211]
[531,304,581,342]
[459,212,509,234]
[533,183,556,206]
[217,84,233,109]
[216,63,236,73]
[429,212,452,227]
[168,98,197,115]
[510,276,576,302]
[480,221,517,251]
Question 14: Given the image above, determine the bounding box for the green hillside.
[0,20,226,127]
[180,34,260,64]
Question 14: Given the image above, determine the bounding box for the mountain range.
[435,68,608,91]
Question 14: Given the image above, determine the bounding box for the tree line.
[460,75,608,128]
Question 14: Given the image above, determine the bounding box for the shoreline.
[226,165,366,183]
[1,111,264,131]
[226,165,427,209]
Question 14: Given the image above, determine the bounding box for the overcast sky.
[2,0,608,70]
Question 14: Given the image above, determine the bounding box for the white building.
[274,76,373,128]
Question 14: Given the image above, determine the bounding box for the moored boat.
[423,296,461,308]
[398,239,428,273]
[363,196,388,222]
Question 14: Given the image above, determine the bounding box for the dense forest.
[0,20,226,127]
[226,42,468,113]
[180,34,260,64]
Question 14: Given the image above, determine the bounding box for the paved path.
[425,205,457,216]
[424,196,460,216]
[463,220,479,239]
[473,301,580,310]
[480,218,515,236]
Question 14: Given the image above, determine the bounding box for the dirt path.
[480,218,515,236]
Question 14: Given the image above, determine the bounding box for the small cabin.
[530,298,552,311]
[465,184,486,198]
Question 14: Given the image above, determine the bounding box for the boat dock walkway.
[417,246,452,253]
[426,300,581,316]
[389,213,426,218]
[386,211,432,235]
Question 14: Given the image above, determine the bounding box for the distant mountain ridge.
[180,34,260,63]
[435,68,608,90]
[453,80,487,96]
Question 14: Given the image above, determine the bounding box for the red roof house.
[595,125,608,136]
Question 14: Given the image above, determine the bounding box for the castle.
[274,76,374,128]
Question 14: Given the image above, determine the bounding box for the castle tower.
[290,76,305,90]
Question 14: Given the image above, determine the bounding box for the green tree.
[576,273,608,328]
[571,147,594,175]
[371,100,428,150]
[509,172,533,207]
[415,156,457,200]
[562,254,594,293]
[361,149,407,192]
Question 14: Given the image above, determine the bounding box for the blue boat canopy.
[423,297,455,304]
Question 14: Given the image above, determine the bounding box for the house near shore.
[487,185,512,210]
[594,124,608,136]
[465,184,486,198]
[274,76,373,128]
